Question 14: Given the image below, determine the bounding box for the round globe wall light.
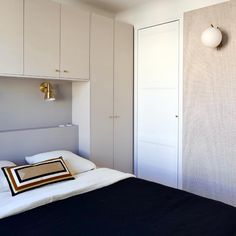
[201,25,222,48]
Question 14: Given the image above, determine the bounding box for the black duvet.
[1,178,236,236]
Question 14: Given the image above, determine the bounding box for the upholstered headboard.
[0,125,78,164]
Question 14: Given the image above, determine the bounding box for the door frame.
[134,18,183,189]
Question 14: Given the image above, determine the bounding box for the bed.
[0,160,236,236]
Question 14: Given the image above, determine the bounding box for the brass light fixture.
[40,82,55,101]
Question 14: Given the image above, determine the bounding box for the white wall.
[116,0,229,188]
[72,81,90,158]
[53,0,115,18]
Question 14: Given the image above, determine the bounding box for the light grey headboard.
[0,125,78,164]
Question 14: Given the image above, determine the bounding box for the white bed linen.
[0,168,134,219]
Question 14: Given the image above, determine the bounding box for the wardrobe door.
[90,14,114,168]
[60,5,90,80]
[114,21,134,173]
[24,0,60,78]
[137,21,179,188]
[0,0,23,75]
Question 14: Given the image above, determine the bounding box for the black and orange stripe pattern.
[2,157,74,196]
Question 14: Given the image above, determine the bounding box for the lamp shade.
[40,82,56,102]
[44,89,55,101]
[201,26,222,48]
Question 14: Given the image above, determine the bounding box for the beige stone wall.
[183,1,236,206]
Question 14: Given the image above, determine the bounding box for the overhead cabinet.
[60,5,90,80]
[24,0,90,80]
[24,0,60,78]
[0,0,23,75]
[0,0,90,80]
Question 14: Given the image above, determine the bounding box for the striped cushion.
[2,157,74,196]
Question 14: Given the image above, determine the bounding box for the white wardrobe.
[136,21,179,188]
[0,0,133,173]
[73,14,134,174]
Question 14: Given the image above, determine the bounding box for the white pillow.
[25,150,96,175]
[0,161,16,192]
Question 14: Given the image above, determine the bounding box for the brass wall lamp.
[40,82,55,101]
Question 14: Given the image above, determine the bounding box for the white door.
[90,14,114,168]
[136,21,179,188]
[24,0,60,78]
[0,0,23,75]
[60,6,90,80]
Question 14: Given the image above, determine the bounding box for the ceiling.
[78,0,150,12]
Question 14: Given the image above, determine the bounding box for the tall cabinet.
[114,22,134,173]
[90,14,114,168]
[89,15,134,173]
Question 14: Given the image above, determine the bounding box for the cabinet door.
[0,0,23,75]
[24,0,60,77]
[60,5,90,80]
[114,22,134,173]
[90,14,114,168]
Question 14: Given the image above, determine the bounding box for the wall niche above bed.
[0,77,72,132]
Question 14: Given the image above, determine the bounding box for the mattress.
[0,175,236,236]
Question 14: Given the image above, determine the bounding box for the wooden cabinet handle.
[55,69,60,72]
[64,70,69,73]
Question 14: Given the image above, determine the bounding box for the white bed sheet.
[0,168,134,219]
